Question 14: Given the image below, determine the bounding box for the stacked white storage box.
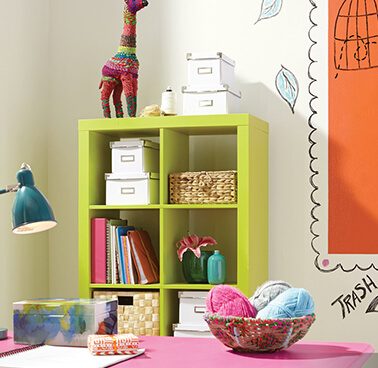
[182,52,241,115]
[105,139,160,205]
[172,291,213,338]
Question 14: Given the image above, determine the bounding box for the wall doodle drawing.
[254,3,299,113]
[331,275,377,318]
[308,0,378,273]
[334,0,378,74]
[275,66,299,113]
[366,295,378,313]
[255,0,283,23]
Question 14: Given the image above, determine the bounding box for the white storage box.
[110,139,159,174]
[182,85,241,115]
[187,52,236,87]
[105,172,159,205]
[173,324,213,338]
[178,291,208,326]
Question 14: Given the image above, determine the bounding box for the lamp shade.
[12,165,57,234]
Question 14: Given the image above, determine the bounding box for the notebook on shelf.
[91,218,108,284]
[128,230,159,284]
[122,233,138,284]
[0,345,145,368]
[109,220,128,284]
[116,225,135,283]
[91,218,127,284]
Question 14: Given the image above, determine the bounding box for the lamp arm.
[0,184,19,195]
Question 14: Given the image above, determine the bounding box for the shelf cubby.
[160,127,237,205]
[78,114,268,336]
[161,208,237,285]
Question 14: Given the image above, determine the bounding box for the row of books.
[91,218,159,285]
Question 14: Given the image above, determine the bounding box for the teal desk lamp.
[0,163,57,234]
[0,163,57,339]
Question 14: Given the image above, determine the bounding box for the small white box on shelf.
[173,323,213,338]
[105,172,159,205]
[178,291,208,326]
[110,139,159,174]
[187,52,236,87]
[182,85,241,115]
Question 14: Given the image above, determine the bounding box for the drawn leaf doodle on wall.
[275,66,299,113]
[256,0,283,23]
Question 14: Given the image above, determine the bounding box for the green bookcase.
[78,114,268,336]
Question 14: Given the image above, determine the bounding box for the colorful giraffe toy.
[100,0,148,118]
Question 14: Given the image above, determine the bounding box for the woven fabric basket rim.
[204,313,316,353]
[204,313,316,323]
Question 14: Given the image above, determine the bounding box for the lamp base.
[0,328,7,340]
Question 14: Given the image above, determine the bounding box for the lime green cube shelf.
[78,114,268,336]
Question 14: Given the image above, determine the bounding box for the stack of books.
[91,218,159,285]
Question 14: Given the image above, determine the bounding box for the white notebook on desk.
[0,345,145,368]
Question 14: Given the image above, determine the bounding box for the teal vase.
[182,250,213,283]
[207,250,226,285]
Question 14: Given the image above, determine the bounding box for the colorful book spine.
[117,226,135,284]
[106,221,111,284]
[91,218,108,284]
[109,220,128,284]
[122,237,131,283]
[123,234,138,284]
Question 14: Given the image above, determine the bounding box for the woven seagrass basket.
[93,291,160,336]
[169,170,237,204]
[204,313,316,353]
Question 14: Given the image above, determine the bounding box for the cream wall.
[0,1,50,329]
[2,0,374,347]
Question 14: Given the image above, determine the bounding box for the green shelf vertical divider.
[249,117,269,294]
[159,128,189,334]
[78,130,90,298]
[237,125,250,295]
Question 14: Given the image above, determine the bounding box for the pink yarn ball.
[206,285,257,318]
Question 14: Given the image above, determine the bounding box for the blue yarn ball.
[256,288,315,319]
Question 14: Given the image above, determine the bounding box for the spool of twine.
[161,87,177,115]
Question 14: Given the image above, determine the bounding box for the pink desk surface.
[0,335,374,368]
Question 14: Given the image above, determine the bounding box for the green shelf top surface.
[162,204,238,209]
[89,204,238,210]
[163,284,237,290]
[90,205,161,210]
[79,114,268,134]
[90,284,237,291]
[90,283,161,289]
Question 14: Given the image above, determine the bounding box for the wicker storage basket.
[204,313,316,353]
[93,291,160,336]
[169,171,237,204]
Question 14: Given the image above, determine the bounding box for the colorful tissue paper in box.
[13,298,117,346]
[88,334,139,355]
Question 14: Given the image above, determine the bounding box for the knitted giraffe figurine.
[100,0,148,118]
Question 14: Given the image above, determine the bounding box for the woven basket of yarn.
[204,313,316,353]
